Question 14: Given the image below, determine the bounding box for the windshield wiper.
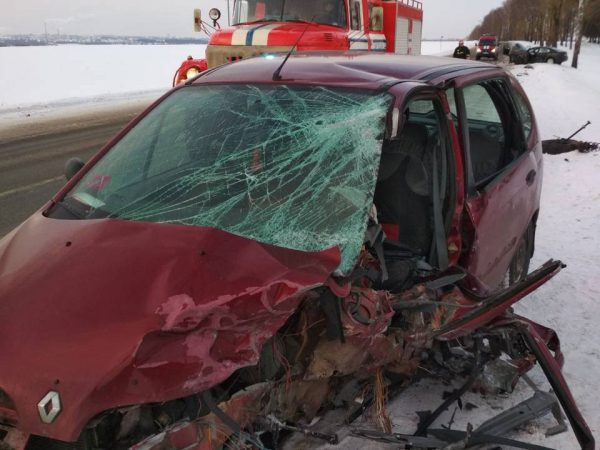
[54,199,85,219]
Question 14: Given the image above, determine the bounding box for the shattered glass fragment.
[67,85,392,273]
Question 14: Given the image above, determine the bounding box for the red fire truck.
[173,0,424,85]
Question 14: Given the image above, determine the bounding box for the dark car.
[0,53,594,450]
[476,34,499,60]
[511,44,568,64]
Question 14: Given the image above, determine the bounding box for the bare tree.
[572,0,588,68]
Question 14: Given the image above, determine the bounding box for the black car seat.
[374,122,433,256]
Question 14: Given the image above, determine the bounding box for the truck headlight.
[186,67,200,79]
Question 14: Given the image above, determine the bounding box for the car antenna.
[272,17,315,81]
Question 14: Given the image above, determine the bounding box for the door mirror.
[64,157,85,181]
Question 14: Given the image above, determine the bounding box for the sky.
[0,0,504,39]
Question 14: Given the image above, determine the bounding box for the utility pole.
[571,0,587,68]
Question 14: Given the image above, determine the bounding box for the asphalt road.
[0,102,151,237]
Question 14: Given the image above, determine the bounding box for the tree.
[572,0,588,68]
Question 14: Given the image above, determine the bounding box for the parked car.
[0,53,594,450]
[511,44,568,64]
[476,34,499,60]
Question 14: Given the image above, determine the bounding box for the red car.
[0,53,594,449]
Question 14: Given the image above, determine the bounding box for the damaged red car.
[0,53,594,450]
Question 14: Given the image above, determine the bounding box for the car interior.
[373,97,454,289]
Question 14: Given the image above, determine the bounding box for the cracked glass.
[62,85,392,273]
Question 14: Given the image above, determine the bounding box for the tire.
[476,55,481,61]
[547,57,555,64]
[508,229,532,285]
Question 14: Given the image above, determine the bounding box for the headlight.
[477,48,482,53]
[186,67,200,79]
[209,8,221,21]
[492,48,496,53]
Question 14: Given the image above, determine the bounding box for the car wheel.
[476,55,481,60]
[508,230,532,285]
[547,57,555,64]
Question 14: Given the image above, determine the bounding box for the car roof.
[191,52,501,91]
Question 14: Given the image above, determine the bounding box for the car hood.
[0,212,340,441]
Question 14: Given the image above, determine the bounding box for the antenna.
[272,18,315,81]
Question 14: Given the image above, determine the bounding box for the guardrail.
[398,0,423,10]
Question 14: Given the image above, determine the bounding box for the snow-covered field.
[0,40,461,114]
[421,39,464,56]
[0,44,206,111]
[0,41,599,448]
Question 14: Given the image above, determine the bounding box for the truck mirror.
[209,8,221,27]
[194,9,202,32]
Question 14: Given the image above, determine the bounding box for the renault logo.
[37,391,61,424]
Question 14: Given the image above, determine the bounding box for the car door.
[448,75,540,294]
[527,48,539,63]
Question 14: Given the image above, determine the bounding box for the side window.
[349,0,362,30]
[512,89,533,141]
[368,2,384,31]
[462,80,524,184]
[445,87,459,124]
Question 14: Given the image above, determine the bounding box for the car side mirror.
[64,157,85,181]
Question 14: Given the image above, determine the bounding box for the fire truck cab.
[173,0,423,85]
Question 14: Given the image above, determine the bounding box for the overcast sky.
[0,0,504,39]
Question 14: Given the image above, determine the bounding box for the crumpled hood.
[0,212,339,441]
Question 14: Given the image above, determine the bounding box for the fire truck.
[173,0,424,85]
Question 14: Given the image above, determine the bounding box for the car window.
[349,0,362,30]
[445,88,458,119]
[462,80,524,185]
[512,89,533,141]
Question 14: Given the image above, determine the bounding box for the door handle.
[526,170,537,186]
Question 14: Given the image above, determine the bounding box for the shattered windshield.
[233,0,347,28]
[62,85,391,273]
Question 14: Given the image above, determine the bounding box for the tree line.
[468,0,600,46]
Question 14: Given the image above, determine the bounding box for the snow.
[0,44,206,111]
[421,39,462,56]
[0,40,599,448]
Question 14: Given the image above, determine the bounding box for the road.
[0,101,151,237]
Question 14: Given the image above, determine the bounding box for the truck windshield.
[479,39,497,46]
[59,85,391,273]
[233,0,347,28]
